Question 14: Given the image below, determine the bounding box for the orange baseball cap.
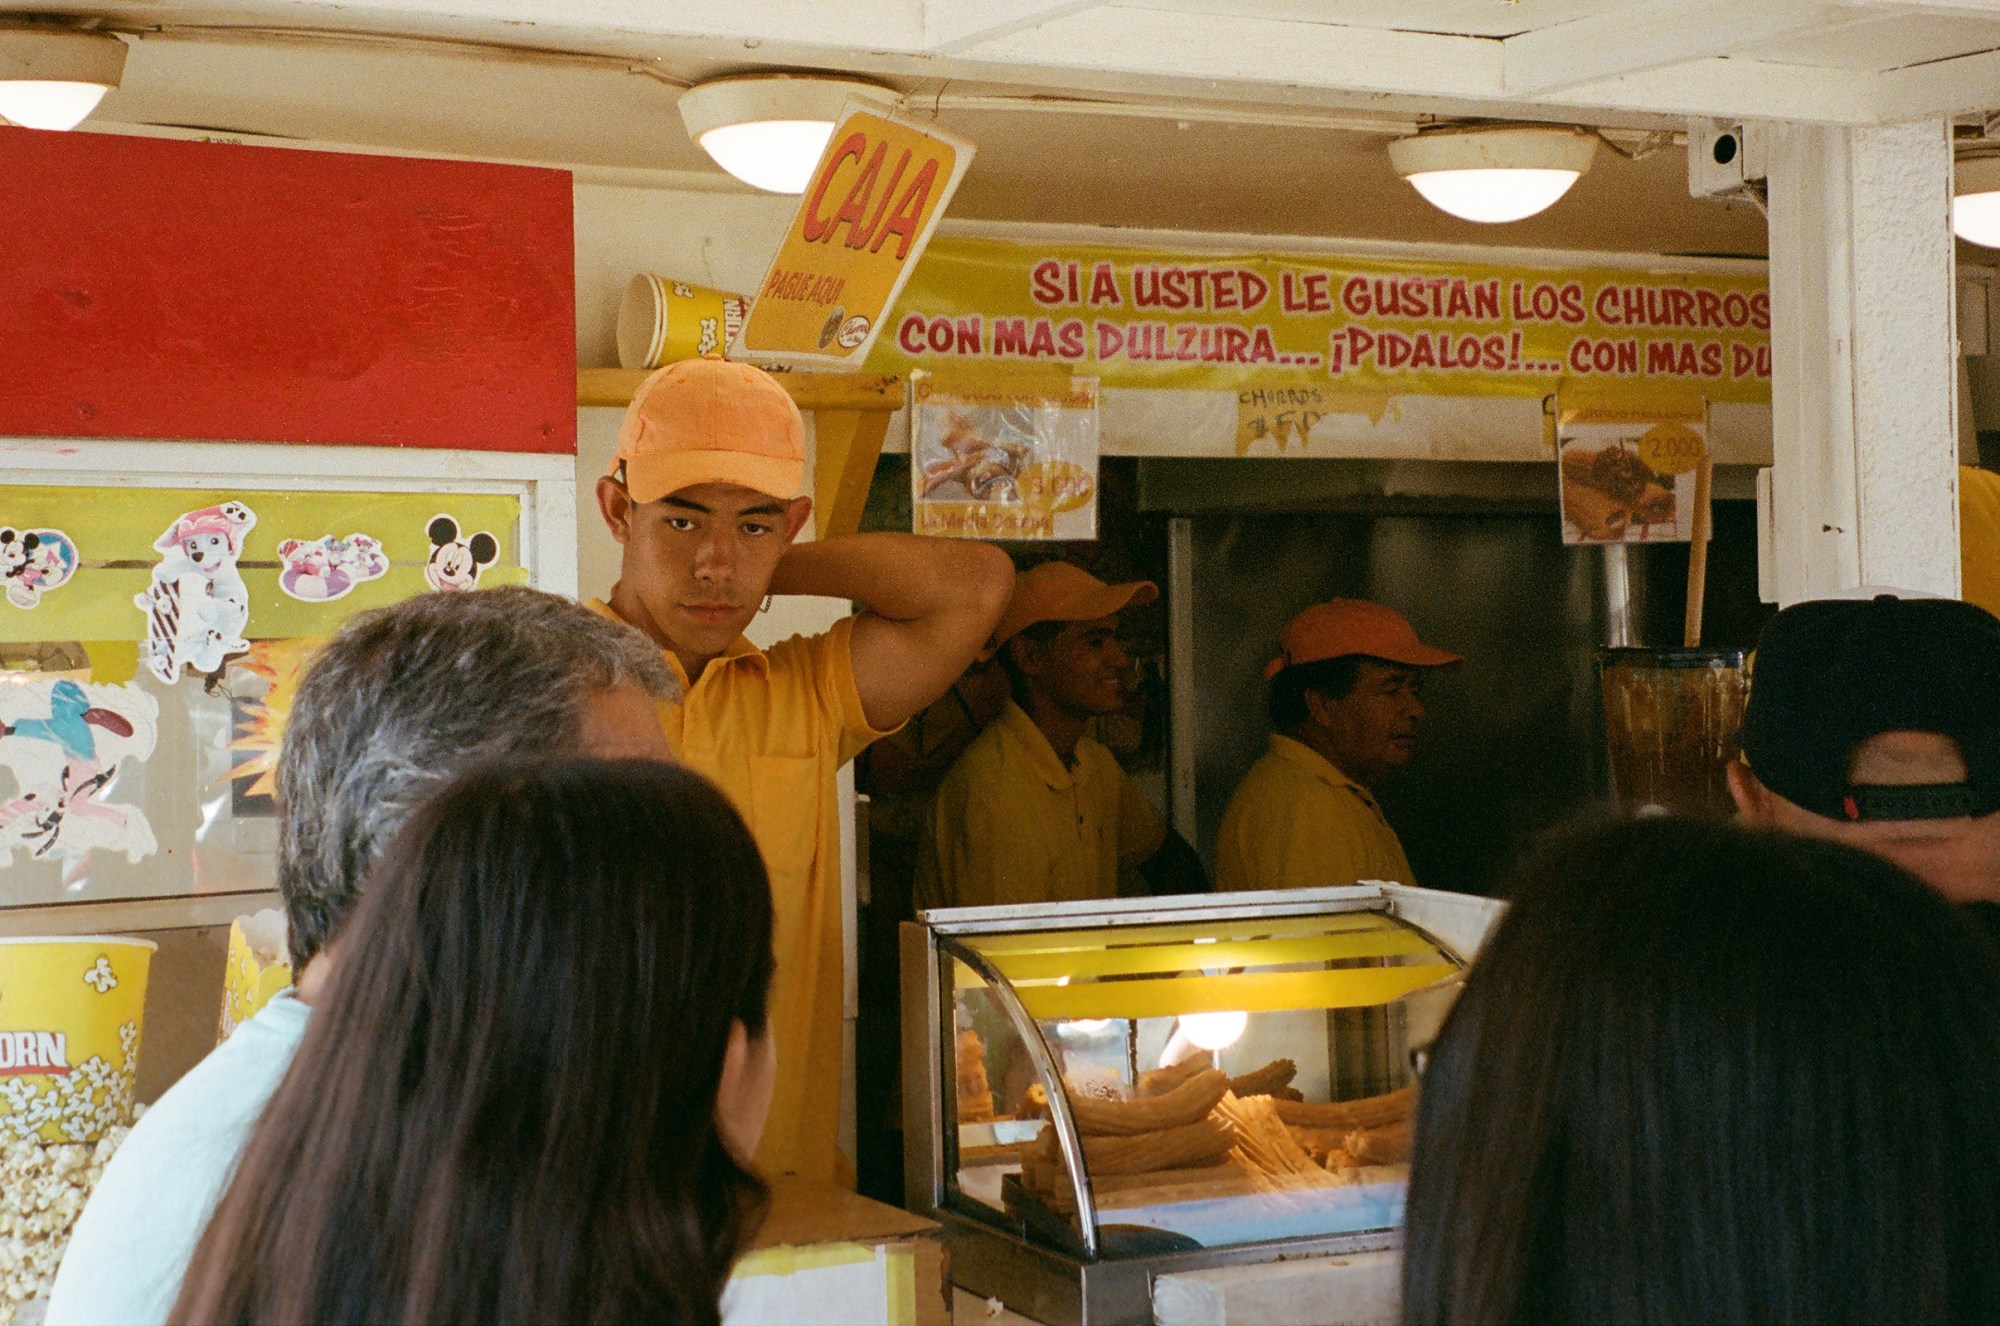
[611,355,807,504]
[988,562,1158,657]
[1264,599,1462,680]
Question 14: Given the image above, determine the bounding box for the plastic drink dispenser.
[1596,647,1748,818]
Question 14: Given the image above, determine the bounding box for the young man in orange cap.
[1215,599,1461,891]
[594,355,1013,1185]
[917,561,1167,909]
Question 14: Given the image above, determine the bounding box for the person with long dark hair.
[52,587,676,1326]
[1403,816,2000,1325]
[172,759,776,1326]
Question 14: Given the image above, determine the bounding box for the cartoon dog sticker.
[134,501,257,684]
[277,532,389,603]
[0,527,79,609]
[424,516,497,593]
[0,678,158,866]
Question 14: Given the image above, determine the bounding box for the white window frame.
[0,437,577,594]
[0,436,577,932]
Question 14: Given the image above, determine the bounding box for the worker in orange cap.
[1215,599,1461,891]
[917,561,1169,910]
[592,355,1013,1186]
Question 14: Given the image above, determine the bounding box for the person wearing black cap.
[1728,593,2000,907]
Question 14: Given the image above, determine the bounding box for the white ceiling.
[21,0,2000,256]
[70,27,1770,257]
[41,0,2000,122]
[1136,0,1621,40]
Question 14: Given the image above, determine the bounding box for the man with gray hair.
[48,587,677,1326]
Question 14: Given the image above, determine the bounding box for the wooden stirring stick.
[1684,455,1715,648]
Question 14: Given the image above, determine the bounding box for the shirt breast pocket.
[748,754,821,890]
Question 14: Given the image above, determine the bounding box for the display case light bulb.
[1178,1010,1248,1052]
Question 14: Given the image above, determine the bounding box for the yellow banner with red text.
[866,238,1772,408]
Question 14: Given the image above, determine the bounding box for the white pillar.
[1763,119,1961,605]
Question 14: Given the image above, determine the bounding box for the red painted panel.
[0,126,575,453]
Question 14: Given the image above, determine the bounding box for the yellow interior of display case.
[953,910,1462,1021]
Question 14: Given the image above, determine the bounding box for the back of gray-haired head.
[277,585,676,967]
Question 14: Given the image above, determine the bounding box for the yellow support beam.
[1012,963,1463,1022]
[578,369,901,536]
[813,408,894,540]
[577,367,905,412]
[963,912,1399,957]
[984,929,1443,984]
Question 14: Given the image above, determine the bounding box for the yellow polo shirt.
[918,700,1165,910]
[1961,465,2000,620]
[1214,735,1415,891]
[589,601,891,1185]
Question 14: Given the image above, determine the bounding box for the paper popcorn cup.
[616,274,749,369]
[218,911,292,1043]
[0,936,154,1145]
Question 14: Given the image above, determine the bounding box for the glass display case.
[901,883,1501,1326]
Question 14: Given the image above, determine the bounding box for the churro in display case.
[902,883,1501,1324]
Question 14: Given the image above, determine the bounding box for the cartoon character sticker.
[133,501,257,685]
[0,527,79,609]
[276,532,389,603]
[0,679,158,866]
[424,516,497,593]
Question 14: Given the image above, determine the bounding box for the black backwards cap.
[1737,595,2000,822]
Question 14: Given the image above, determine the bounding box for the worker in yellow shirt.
[1961,465,2000,620]
[592,355,1014,1185]
[1215,598,1461,890]
[919,562,1168,909]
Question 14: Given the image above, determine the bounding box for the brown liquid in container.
[1597,647,1748,818]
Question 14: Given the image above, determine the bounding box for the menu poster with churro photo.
[1556,415,1706,545]
[910,370,1101,540]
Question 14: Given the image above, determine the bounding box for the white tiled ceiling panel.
[1749,14,2000,74]
[1129,0,1619,40]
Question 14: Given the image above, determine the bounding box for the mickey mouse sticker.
[0,527,80,609]
[424,516,497,593]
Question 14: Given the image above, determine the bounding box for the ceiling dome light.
[679,74,893,194]
[0,28,125,131]
[1954,155,2000,249]
[1388,125,1598,224]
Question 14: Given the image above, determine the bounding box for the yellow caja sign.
[733,104,976,369]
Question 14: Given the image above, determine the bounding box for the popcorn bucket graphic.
[0,937,154,1144]
[218,912,292,1043]
[617,274,749,369]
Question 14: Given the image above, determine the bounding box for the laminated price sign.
[1556,401,1708,545]
[910,370,1101,541]
[732,103,975,368]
